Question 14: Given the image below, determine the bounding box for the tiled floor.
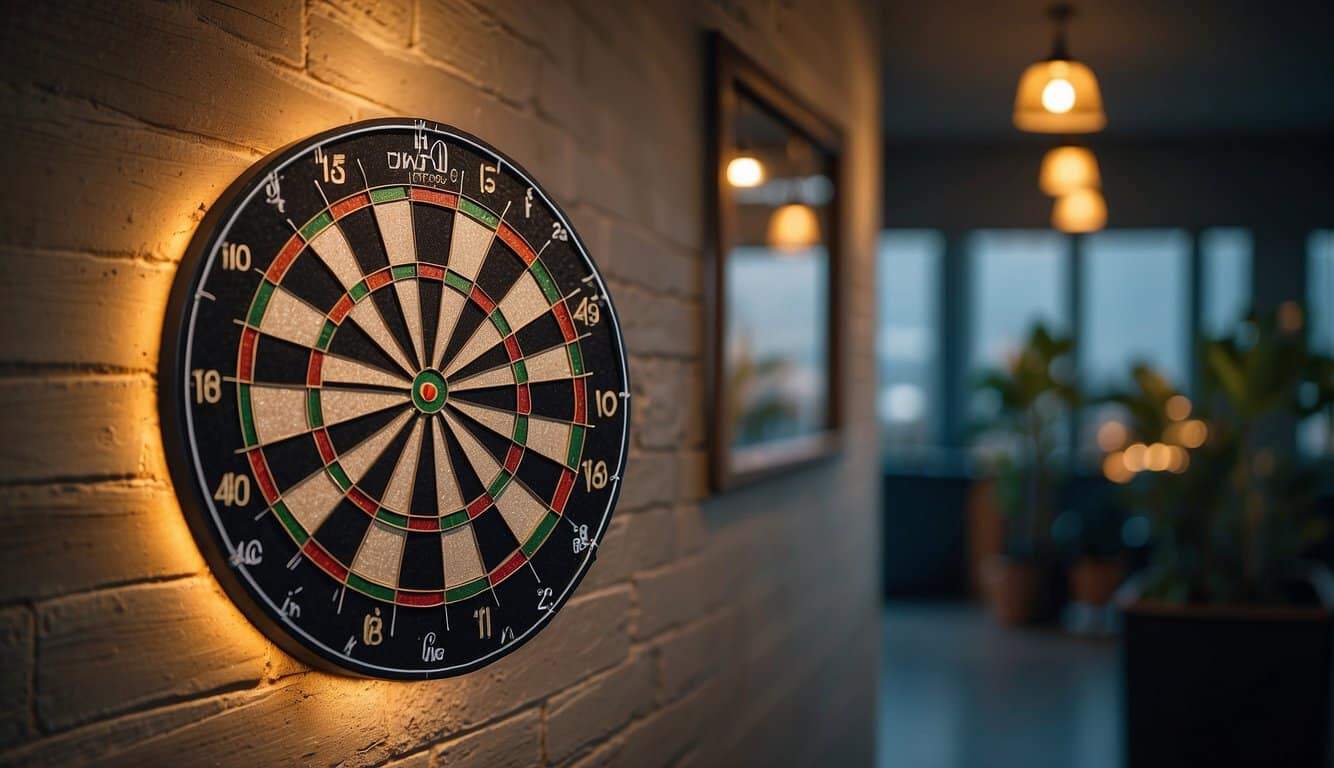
[878,602,1121,768]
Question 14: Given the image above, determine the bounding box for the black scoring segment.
[513,448,563,502]
[356,415,418,501]
[328,319,411,377]
[313,499,373,567]
[439,417,486,502]
[397,531,445,591]
[450,385,516,413]
[261,433,326,492]
[528,380,576,422]
[338,208,390,275]
[411,201,453,266]
[470,506,520,572]
[474,241,526,304]
[252,335,315,386]
[514,313,564,359]
[419,280,443,366]
[325,404,406,457]
[440,302,487,372]
[448,344,511,384]
[409,418,438,517]
[449,404,513,463]
[279,251,345,313]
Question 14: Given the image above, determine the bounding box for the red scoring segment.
[246,450,280,505]
[237,328,258,380]
[552,302,577,342]
[306,352,324,387]
[489,551,527,586]
[329,192,370,219]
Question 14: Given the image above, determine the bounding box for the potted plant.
[973,322,1078,625]
[1114,307,1334,767]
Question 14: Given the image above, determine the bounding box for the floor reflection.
[879,602,1120,768]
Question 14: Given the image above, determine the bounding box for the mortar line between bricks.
[20,81,270,160]
[421,703,546,762]
[4,683,269,765]
[0,242,185,267]
[25,602,39,740]
[19,572,202,611]
[189,14,305,74]
[552,672,717,768]
[0,361,157,377]
[305,7,535,116]
[0,370,155,385]
[36,672,264,740]
[538,700,550,765]
[0,471,167,491]
[0,477,171,494]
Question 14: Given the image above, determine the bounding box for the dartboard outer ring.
[159,118,630,679]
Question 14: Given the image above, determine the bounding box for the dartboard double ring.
[161,119,630,679]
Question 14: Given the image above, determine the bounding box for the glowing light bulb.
[726,156,764,188]
[766,204,820,251]
[1041,78,1076,113]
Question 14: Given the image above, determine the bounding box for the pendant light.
[1052,188,1107,233]
[767,203,821,251]
[1039,145,1101,196]
[1013,4,1106,134]
[726,155,765,188]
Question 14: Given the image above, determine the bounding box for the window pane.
[1080,230,1190,394]
[1300,230,1334,458]
[968,230,1070,374]
[1201,228,1252,339]
[877,231,942,458]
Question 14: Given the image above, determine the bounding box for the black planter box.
[1122,604,1334,768]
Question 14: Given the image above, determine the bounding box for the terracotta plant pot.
[982,555,1046,626]
[1068,557,1125,606]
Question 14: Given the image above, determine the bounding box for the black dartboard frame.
[160,118,630,679]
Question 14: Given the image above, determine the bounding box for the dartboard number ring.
[160,119,630,679]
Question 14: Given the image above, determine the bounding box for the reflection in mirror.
[724,90,834,451]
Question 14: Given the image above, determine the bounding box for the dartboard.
[160,119,630,679]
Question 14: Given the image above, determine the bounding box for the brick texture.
[0,0,882,765]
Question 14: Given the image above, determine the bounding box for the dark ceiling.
[882,0,1334,140]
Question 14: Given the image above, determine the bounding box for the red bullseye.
[420,382,438,401]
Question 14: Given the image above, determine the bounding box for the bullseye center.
[411,370,447,414]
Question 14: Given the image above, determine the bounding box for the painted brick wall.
[0,1,882,765]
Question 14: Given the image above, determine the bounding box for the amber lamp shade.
[1013,59,1107,134]
[1052,188,1107,233]
[766,204,820,251]
[1039,145,1101,196]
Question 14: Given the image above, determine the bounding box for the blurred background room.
[875,1,1334,766]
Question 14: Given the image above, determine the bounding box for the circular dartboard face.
[160,119,629,679]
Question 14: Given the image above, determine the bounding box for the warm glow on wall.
[1039,146,1101,196]
[1013,5,1106,134]
[766,203,821,251]
[726,155,765,188]
[1052,188,1107,233]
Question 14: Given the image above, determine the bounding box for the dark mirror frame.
[706,34,845,492]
